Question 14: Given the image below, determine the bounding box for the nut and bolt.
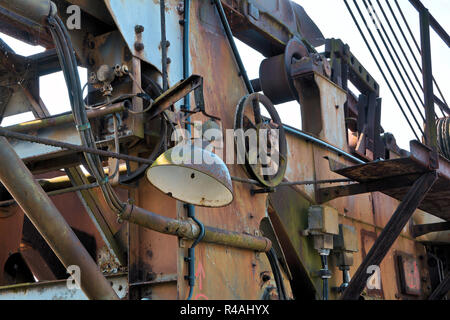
[135,42,145,52]
[135,25,144,34]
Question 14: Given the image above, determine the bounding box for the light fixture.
[146,143,234,207]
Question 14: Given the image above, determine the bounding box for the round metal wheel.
[234,93,287,188]
[259,38,308,104]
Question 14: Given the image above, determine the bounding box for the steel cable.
[389,0,449,116]
[367,0,426,119]
[351,0,425,136]
[47,16,125,214]
[343,0,421,141]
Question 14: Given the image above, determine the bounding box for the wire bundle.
[343,0,449,142]
[47,15,126,215]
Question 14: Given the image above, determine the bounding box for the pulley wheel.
[259,38,308,104]
[437,117,450,160]
[234,93,287,188]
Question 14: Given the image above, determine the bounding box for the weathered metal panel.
[0,274,128,300]
[104,0,183,87]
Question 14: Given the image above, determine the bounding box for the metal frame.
[342,171,438,299]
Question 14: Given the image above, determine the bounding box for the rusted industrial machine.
[0,0,448,300]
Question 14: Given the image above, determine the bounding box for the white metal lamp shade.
[146,143,234,207]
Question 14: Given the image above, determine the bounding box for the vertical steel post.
[419,8,437,150]
[0,137,119,300]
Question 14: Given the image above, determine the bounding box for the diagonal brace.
[428,272,450,300]
[342,171,438,300]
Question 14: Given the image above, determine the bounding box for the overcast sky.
[1,0,449,151]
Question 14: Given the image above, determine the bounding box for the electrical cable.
[343,0,422,141]
[180,0,205,301]
[47,15,126,215]
[266,248,287,300]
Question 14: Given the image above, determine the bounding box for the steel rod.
[231,176,351,186]
[0,127,154,165]
[0,137,118,300]
[6,102,127,133]
[0,183,99,207]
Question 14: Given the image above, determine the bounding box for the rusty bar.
[147,75,202,119]
[342,171,438,300]
[6,102,127,133]
[0,182,99,207]
[0,0,56,25]
[428,272,450,300]
[0,137,118,300]
[419,7,438,151]
[0,127,153,165]
[409,0,450,47]
[412,222,450,238]
[120,204,271,252]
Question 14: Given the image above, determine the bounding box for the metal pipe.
[213,0,254,94]
[120,204,272,252]
[0,0,57,24]
[0,137,118,300]
[6,102,127,133]
[282,125,366,164]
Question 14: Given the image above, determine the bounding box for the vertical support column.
[420,8,437,151]
[342,171,437,300]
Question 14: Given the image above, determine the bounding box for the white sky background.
[236,0,449,150]
[1,0,449,150]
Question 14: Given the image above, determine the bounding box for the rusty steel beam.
[428,273,450,300]
[317,174,419,204]
[120,204,272,252]
[0,127,154,165]
[412,222,450,238]
[0,0,56,25]
[342,171,438,300]
[147,75,203,119]
[0,137,118,300]
[6,102,127,133]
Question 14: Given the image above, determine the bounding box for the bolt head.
[135,42,145,52]
[135,25,144,33]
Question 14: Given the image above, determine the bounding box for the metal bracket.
[250,187,275,196]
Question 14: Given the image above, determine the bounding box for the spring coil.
[437,117,450,160]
